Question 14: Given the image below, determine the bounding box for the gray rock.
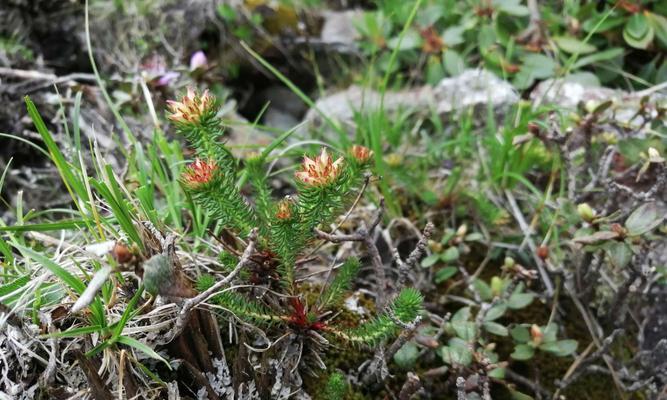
[301,69,518,136]
[432,69,519,113]
[531,78,666,130]
[531,79,617,109]
[320,10,362,47]
[259,86,306,131]
[218,100,275,157]
[302,84,433,134]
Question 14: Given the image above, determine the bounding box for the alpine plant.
[168,87,422,347]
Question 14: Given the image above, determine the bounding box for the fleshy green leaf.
[484,303,507,322]
[511,325,530,342]
[443,50,466,76]
[435,266,458,283]
[511,344,535,360]
[387,29,422,50]
[625,202,665,236]
[452,306,471,322]
[394,341,419,369]
[442,26,465,46]
[489,367,506,379]
[421,254,440,268]
[625,13,650,39]
[511,389,535,400]
[508,285,534,309]
[539,339,578,356]
[473,279,494,301]
[522,54,558,79]
[464,232,484,242]
[452,320,477,341]
[441,247,460,262]
[543,324,558,342]
[648,12,667,46]
[582,14,625,33]
[495,0,529,16]
[483,321,509,336]
[553,36,597,54]
[604,241,633,269]
[624,14,654,49]
[439,339,473,366]
[572,48,624,69]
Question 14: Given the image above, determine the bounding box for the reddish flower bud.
[527,122,540,135]
[275,199,293,220]
[112,242,133,264]
[420,27,444,54]
[610,223,626,237]
[530,324,543,345]
[350,145,374,164]
[536,245,549,260]
[182,158,217,189]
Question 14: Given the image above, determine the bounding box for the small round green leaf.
[483,321,509,337]
[625,13,650,40]
[604,241,633,269]
[508,291,534,309]
[539,339,578,356]
[452,321,477,341]
[435,266,458,283]
[484,303,507,322]
[511,325,530,343]
[441,246,460,262]
[421,254,440,268]
[511,344,535,360]
[394,342,419,369]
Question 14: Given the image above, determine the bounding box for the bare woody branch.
[398,372,422,400]
[167,228,259,341]
[314,199,387,309]
[394,221,434,289]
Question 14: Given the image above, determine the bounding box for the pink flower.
[141,54,179,87]
[167,87,215,124]
[295,148,344,186]
[156,71,180,87]
[189,51,208,71]
[182,159,217,189]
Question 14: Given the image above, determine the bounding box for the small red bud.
[536,245,549,260]
[527,122,540,135]
[112,243,133,264]
[610,223,626,237]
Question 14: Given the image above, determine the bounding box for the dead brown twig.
[398,372,422,400]
[314,198,387,309]
[393,222,434,289]
[167,228,259,341]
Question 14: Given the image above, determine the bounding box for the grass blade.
[14,244,85,294]
[117,336,171,369]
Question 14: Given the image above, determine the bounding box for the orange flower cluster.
[275,199,293,220]
[167,87,214,124]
